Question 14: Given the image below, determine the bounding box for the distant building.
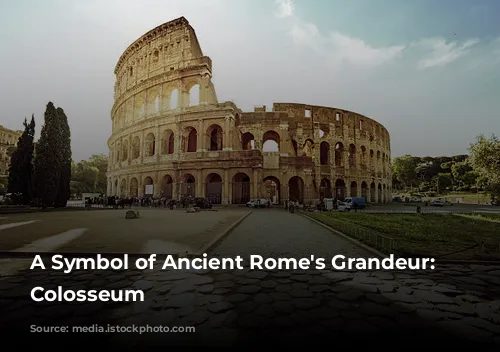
[0,124,23,178]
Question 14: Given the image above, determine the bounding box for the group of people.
[83,195,210,210]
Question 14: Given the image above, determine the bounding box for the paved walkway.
[0,209,499,347]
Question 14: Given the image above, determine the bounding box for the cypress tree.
[34,102,62,207]
[7,115,35,204]
[54,107,72,207]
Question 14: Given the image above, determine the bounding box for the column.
[197,169,202,197]
[223,169,229,205]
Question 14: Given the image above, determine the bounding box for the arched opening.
[288,176,304,203]
[129,178,138,198]
[361,146,367,167]
[207,125,223,151]
[121,140,128,161]
[335,142,344,167]
[335,179,346,201]
[361,181,368,200]
[183,127,197,152]
[232,173,250,204]
[377,183,382,203]
[145,133,155,157]
[189,84,200,106]
[120,179,126,197]
[370,149,374,169]
[383,184,387,203]
[170,88,179,109]
[319,178,332,200]
[162,175,173,199]
[181,174,195,198]
[205,173,222,204]
[302,139,314,157]
[161,129,174,155]
[320,142,330,165]
[154,95,160,112]
[263,130,280,152]
[349,144,357,168]
[350,181,358,197]
[242,132,255,150]
[264,176,280,204]
[144,176,154,196]
[131,136,140,159]
[370,182,376,202]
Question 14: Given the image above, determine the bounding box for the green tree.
[7,115,36,204]
[54,107,72,207]
[70,160,99,197]
[34,102,63,206]
[469,134,500,201]
[392,155,417,189]
[88,154,108,193]
[451,160,473,182]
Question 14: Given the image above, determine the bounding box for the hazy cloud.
[415,38,480,69]
[275,0,294,18]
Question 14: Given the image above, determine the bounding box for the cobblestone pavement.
[0,209,499,348]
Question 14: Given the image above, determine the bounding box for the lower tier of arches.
[107,170,392,205]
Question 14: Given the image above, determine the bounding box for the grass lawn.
[307,212,500,260]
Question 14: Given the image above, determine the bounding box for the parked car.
[337,197,366,211]
[429,199,444,206]
[246,198,269,208]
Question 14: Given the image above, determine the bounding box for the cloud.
[328,32,405,66]
[289,21,404,67]
[414,38,480,69]
[275,0,294,18]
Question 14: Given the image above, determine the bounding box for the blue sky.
[0,0,499,161]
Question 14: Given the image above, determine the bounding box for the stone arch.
[183,127,197,152]
[377,150,381,161]
[335,142,344,167]
[302,139,314,157]
[170,88,179,109]
[383,184,387,203]
[207,124,223,151]
[145,133,155,157]
[232,172,250,204]
[242,132,255,150]
[288,176,304,203]
[205,173,222,204]
[349,144,357,168]
[370,149,375,168]
[377,183,382,203]
[361,181,368,200]
[162,174,173,199]
[291,140,298,156]
[189,84,200,106]
[134,94,145,118]
[319,125,329,138]
[320,142,330,165]
[131,136,140,159]
[147,86,160,114]
[350,181,358,197]
[122,140,128,161]
[129,177,139,197]
[319,178,332,199]
[263,130,280,152]
[370,182,376,203]
[161,129,175,155]
[264,176,280,204]
[335,179,346,201]
[181,173,195,198]
[361,146,367,166]
[120,179,127,197]
[143,176,154,195]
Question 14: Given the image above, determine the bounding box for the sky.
[0,0,499,161]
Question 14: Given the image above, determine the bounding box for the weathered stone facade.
[106,17,392,205]
[0,125,22,179]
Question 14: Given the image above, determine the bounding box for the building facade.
[0,125,22,179]
[106,17,392,205]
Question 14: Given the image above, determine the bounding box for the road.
[0,208,498,347]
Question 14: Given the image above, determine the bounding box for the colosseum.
[106,17,392,205]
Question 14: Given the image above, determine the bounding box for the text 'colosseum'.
[106,17,392,205]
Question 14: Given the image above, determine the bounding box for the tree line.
[7,102,72,207]
[392,134,500,202]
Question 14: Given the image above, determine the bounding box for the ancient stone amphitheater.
[106,17,392,205]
